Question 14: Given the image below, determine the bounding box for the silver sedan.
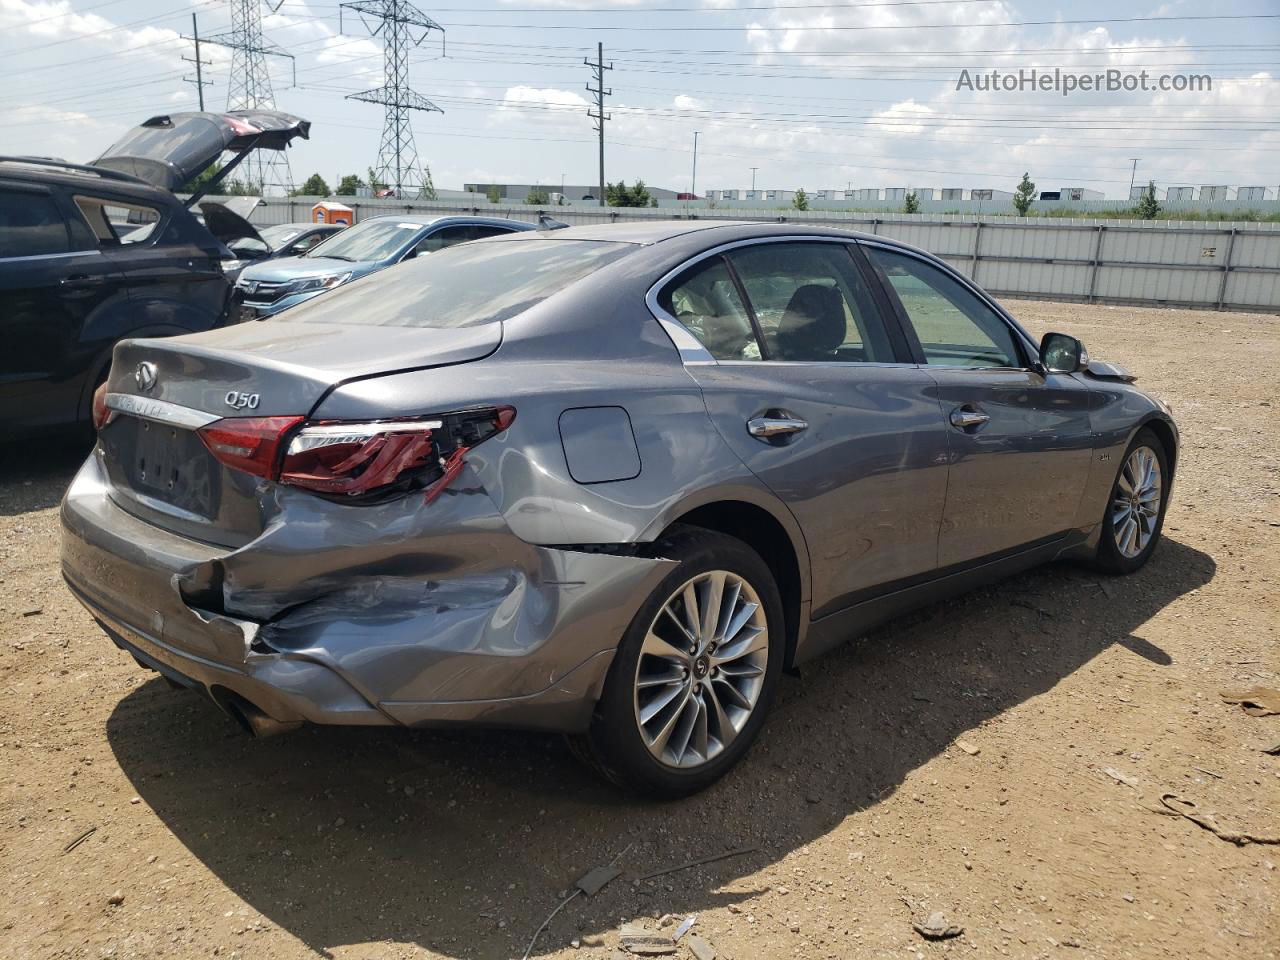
[61,221,1177,797]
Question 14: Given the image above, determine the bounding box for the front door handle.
[60,274,103,289]
[949,406,990,430]
[748,415,809,439]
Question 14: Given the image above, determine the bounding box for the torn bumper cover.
[60,454,673,732]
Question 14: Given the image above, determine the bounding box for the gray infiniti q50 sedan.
[61,221,1177,797]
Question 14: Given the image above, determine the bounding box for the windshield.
[259,224,305,249]
[281,238,632,328]
[305,218,425,262]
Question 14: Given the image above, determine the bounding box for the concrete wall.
[228,197,1280,313]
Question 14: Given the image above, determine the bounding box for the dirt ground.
[1,299,1277,960]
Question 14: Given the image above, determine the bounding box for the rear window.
[282,238,632,328]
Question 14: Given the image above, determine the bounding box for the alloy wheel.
[1112,445,1162,558]
[633,570,769,769]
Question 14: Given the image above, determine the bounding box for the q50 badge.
[225,391,261,410]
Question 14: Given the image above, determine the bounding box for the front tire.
[1093,427,1170,574]
[570,527,784,798]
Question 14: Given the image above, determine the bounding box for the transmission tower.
[203,0,296,195]
[341,1,444,200]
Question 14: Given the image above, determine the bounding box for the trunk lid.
[199,200,265,249]
[98,321,502,545]
[91,110,310,191]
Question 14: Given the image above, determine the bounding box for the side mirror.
[1039,331,1089,374]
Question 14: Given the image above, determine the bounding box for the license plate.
[123,419,220,518]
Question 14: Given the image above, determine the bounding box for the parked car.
[234,214,535,319]
[219,221,347,279]
[61,222,1177,797]
[0,110,309,441]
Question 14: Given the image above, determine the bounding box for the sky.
[1,0,1277,199]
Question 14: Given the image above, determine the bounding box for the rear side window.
[0,189,70,257]
[72,196,163,246]
[727,242,896,363]
[658,256,760,361]
[283,238,633,328]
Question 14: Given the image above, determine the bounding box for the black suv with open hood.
[0,110,309,441]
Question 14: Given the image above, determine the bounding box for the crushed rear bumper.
[60,453,674,732]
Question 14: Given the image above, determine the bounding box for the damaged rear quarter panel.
[191,473,676,709]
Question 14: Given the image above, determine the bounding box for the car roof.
[0,158,175,205]
[497,219,881,246]
[361,213,533,229]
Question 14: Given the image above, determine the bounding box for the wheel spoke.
[715,676,754,712]
[714,624,767,664]
[714,579,742,641]
[699,572,725,644]
[720,599,760,647]
[703,680,733,748]
[639,681,685,725]
[666,694,700,764]
[680,584,701,646]
[642,630,691,665]
[718,659,765,679]
[646,686,691,757]
[637,664,685,688]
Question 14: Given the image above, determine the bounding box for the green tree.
[181,164,260,196]
[1013,172,1036,216]
[903,191,920,214]
[606,179,653,207]
[792,187,809,211]
[1134,180,1161,219]
[336,174,364,196]
[486,185,501,204]
[367,167,388,193]
[526,186,551,205]
[291,173,330,197]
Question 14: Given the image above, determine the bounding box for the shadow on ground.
[0,435,90,516]
[105,538,1215,959]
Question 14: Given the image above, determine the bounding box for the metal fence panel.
[222,198,1280,313]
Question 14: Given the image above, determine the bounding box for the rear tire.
[1093,427,1169,575]
[569,527,784,798]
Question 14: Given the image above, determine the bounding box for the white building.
[970,189,1014,202]
[1060,187,1104,201]
[939,188,964,200]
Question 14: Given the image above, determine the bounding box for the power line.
[425,13,1280,32]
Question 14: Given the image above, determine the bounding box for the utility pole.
[1128,158,1140,197]
[341,1,445,200]
[585,42,612,207]
[750,166,758,192]
[182,13,213,111]
[202,1,297,194]
[691,131,699,199]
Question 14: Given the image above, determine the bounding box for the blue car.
[234,214,534,319]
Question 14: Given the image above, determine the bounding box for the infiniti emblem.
[134,361,157,393]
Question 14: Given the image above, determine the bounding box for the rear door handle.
[748,415,809,439]
[949,406,990,430]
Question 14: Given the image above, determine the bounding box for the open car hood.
[90,110,310,191]
[199,200,264,248]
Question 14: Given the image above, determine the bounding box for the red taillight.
[91,382,110,431]
[197,416,304,479]
[197,406,514,501]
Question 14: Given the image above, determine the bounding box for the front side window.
[727,242,896,363]
[658,256,760,361]
[869,248,1021,368]
[0,189,70,257]
[411,224,474,256]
